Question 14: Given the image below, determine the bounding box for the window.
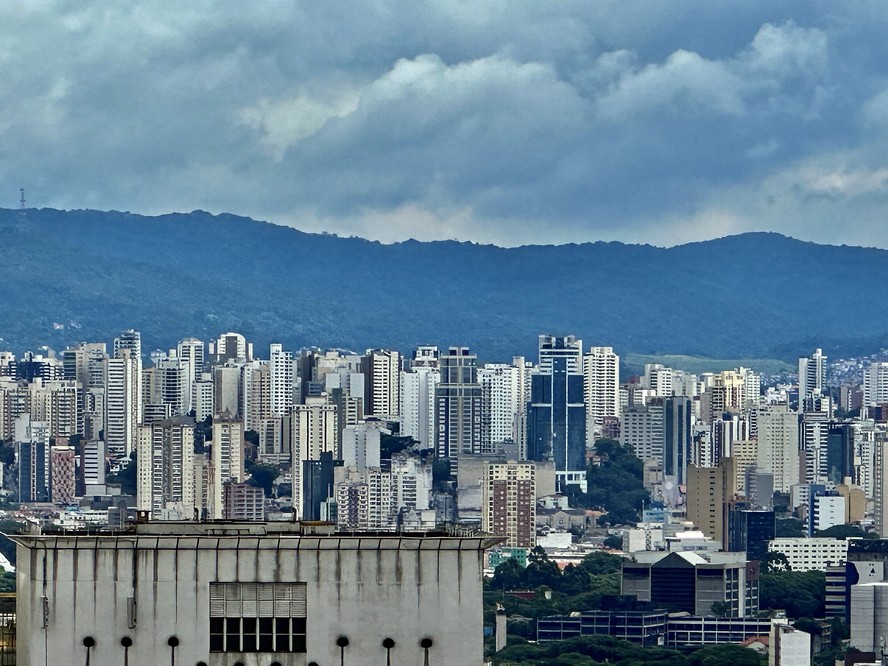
[210,583,307,653]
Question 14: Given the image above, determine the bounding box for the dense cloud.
[2,1,888,247]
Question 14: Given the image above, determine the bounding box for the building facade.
[13,522,502,666]
[482,462,536,548]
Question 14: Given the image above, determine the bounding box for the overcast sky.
[3,1,888,248]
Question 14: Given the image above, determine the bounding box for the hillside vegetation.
[2,207,887,362]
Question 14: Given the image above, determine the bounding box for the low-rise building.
[537,610,773,648]
[767,538,849,572]
[622,551,759,618]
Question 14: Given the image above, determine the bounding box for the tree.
[577,551,623,575]
[760,551,791,573]
[814,524,878,539]
[759,570,825,619]
[603,534,623,550]
[107,453,137,495]
[524,547,561,589]
[578,440,650,526]
[245,461,279,496]
[775,518,805,537]
[710,601,732,618]
[688,644,767,666]
[491,558,525,591]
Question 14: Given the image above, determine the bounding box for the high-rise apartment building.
[62,342,108,391]
[686,458,735,549]
[287,397,338,520]
[269,343,295,417]
[136,418,196,519]
[28,379,82,438]
[209,332,251,364]
[478,363,521,452]
[621,401,664,464]
[146,354,190,417]
[176,337,204,413]
[50,445,76,504]
[482,462,536,548]
[211,417,245,519]
[584,346,620,444]
[400,365,439,450]
[105,346,142,457]
[527,336,586,489]
[16,416,50,503]
[435,347,483,462]
[874,437,888,537]
[362,349,401,418]
[864,362,888,409]
[756,405,801,493]
[644,364,674,397]
[799,348,827,409]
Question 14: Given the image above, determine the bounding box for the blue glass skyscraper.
[527,335,586,489]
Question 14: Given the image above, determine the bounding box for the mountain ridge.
[1,207,886,363]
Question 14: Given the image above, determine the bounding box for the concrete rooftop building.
[12,521,502,665]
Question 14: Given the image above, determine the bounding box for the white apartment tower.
[363,349,401,418]
[400,366,440,449]
[240,360,271,433]
[210,332,251,363]
[798,348,827,409]
[269,344,295,417]
[584,346,620,443]
[478,363,521,451]
[176,337,204,413]
[644,364,674,397]
[105,347,142,457]
[873,433,888,537]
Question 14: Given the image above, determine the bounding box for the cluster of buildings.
[0,333,622,538]
[8,335,888,552]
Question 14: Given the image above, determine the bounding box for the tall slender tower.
[583,346,620,444]
[798,348,827,411]
[269,344,294,417]
[363,349,401,418]
[435,347,483,464]
[527,335,586,490]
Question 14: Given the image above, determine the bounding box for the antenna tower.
[19,188,25,209]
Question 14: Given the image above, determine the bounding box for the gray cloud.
[1,1,888,247]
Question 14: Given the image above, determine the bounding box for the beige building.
[211,416,245,519]
[756,405,800,493]
[732,440,758,494]
[13,521,502,666]
[686,458,735,549]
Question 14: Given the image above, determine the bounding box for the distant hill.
[1,207,887,364]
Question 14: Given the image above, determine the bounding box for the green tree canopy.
[245,461,279,496]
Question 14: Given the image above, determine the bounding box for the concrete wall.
[16,527,497,665]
